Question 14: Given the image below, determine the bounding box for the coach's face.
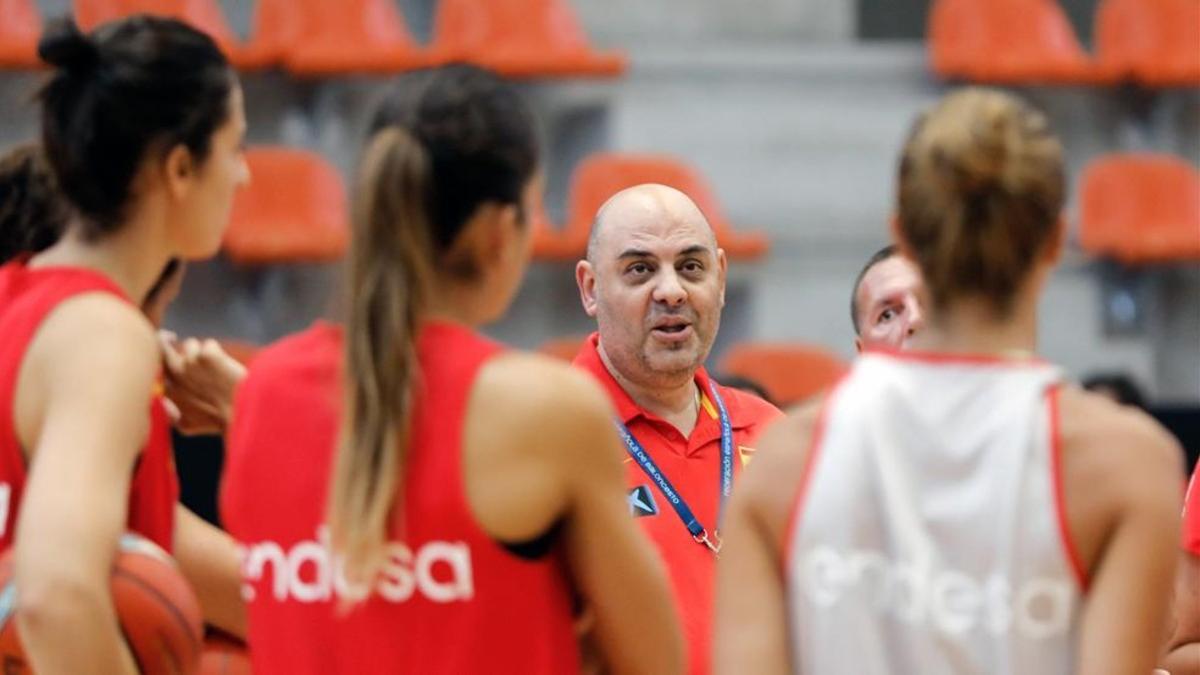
[576,184,727,390]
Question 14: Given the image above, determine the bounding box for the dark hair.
[330,64,539,577]
[1082,372,1147,410]
[37,15,234,236]
[0,143,68,264]
[850,244,899,335]
[897,88,1064,316]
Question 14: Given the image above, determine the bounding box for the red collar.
[572,332,752,438]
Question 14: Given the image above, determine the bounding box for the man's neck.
[597,341,701,437]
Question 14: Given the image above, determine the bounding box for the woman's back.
[225,321,583,674]
[785,351,1078,674]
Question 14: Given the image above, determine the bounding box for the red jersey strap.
[0,261,132,470]
[1184,467,1200,556]
[392,321,504,541]
[0,261,176,552]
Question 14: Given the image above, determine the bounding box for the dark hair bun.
[38,18,100,72]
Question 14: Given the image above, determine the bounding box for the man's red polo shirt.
[1185,466,1200,556]
[573,333,782,675]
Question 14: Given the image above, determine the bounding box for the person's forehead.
[861,257,920,301]
[598,205,714,258]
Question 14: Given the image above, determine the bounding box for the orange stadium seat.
[540,153,770,261]
[237,0,300,69]
[431,0,626,77]
[72,0,126,30]
[1095,0,1200,87]
[719,342,849,406]
[281,0,426,75]
[538,335,589,362]
[0,0,41,68]
[224,148,350,264]
[72,0,261,67]
[1079,154,1200,264]
[929,0,1102,84]
[529,203,578,261]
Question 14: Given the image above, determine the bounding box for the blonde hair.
[326,65,539,586]
[328,128,434,581]
[897,88,1064,315]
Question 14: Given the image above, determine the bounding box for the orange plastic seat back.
[1160,0,1200,84]
[928,0,990,78]
[928,0,1097,83]
[538,335,589,362]
[282,0,425,74]
[224,148,350,264]
[239,0,302,68]
[1095,0,1162,80]
[1079,154,1200,263]
[719,343,848,406]
[433,0,625,76]
[0,0,42,67]
[1097,0,1200,85]
[73,0,248,64]
[566,153,769,259]
[530,201,582,261]
[73,0,128,30]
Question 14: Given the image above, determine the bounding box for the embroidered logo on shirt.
[628,485,658,517]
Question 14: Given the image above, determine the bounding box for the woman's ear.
[162,144,196,201]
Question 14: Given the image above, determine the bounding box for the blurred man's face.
[855,255,925,351]
[577,187,727,390]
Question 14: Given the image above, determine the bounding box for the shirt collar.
[572,332,747,431]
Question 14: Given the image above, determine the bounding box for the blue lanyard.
[615,381,734,555]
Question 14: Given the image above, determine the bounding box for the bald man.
[572,184,781,675]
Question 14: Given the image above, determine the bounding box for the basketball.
[200,630,253,675]
[0,533,204,674]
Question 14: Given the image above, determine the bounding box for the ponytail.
[328,128,435,582]
[327,65,539,586]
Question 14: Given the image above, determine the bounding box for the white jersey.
[784,351,1084,675]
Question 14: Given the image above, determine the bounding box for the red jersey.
[222,321,580,675]
[0,260,177,552]
[572,333,782,675]
[1184,466,1200,556]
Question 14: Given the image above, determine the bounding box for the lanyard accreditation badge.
[615,381,734,556]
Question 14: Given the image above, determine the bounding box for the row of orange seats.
[929,0,1200,86]
[224,145,1198,268]
[222,149,771,265]
[0,0,624,77]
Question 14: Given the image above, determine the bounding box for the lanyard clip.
[693,530,722,557]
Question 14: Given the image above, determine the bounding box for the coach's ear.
[576,260,599,318]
